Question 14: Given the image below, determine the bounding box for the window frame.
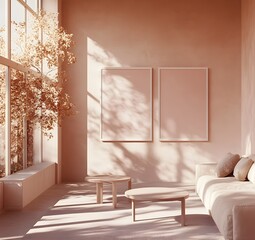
[0,0,42,177]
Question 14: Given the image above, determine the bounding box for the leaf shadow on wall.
[87,37,201,183]
[101,69,152,141]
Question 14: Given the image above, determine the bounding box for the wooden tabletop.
[125,187,189,201]
[85,175,131,183]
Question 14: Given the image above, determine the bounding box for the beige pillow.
[216,152,240,177]
[247,163,255,183]
[233,157,253,181]
[248,154,255,162]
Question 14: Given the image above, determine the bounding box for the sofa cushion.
[247,154,255,161]
[216,153,240,177]
[196,175,255,240]
[248,163,255,183]
[233,157,253,181]
[196,175,255,210]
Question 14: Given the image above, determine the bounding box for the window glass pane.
[0,0,5,28]
[10,70,42,174]
[0,65,6,178]
[11,0,25,62]
[26,73,42,166]
[10,69,43,172]
[0,0,6,57]
[27,10,36,36]
[27,11,42,73]
[26,0,38,12]
[10,68,26,173]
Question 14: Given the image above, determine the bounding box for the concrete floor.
[0,182,223,240]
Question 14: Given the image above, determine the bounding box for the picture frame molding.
[100,67,153,142]
[158,67,209,142]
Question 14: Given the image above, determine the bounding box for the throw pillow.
[216,152,240,177]
[233,157,253,181]
[247,163,255,183]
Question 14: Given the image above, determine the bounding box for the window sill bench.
[0,162,56,210]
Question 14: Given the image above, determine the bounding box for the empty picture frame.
[159,67,208,141]
[101,67,153,142]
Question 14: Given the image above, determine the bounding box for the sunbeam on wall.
[87,38,154,179]
[101,68,152,141]
[86,37,212,184]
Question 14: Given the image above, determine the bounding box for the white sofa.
[196,162,255,240]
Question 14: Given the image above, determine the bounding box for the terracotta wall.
[61,0,241,183]
[241,0,255,155]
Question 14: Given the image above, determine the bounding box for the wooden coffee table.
[125,187,189,225]
[85,175,131,208]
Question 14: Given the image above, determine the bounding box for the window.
[0,0,42,177]
[0,0,73,178]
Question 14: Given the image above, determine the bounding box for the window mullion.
[0,56,42,77]
[22,1,28,170]
[17,0,37,16]
[5,0,11,176]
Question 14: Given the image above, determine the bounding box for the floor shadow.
[0,183,223,240]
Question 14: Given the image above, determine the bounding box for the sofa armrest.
[233,204,255,240]
[195,162,217,183]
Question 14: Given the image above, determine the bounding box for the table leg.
[181,198,186,226]
[112,182,117,208]
[128,179,132,189]
[96,183,103,204]
[132,200,136,222]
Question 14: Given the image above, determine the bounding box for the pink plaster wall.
[241,0,255,155]
[61,0,241,183]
